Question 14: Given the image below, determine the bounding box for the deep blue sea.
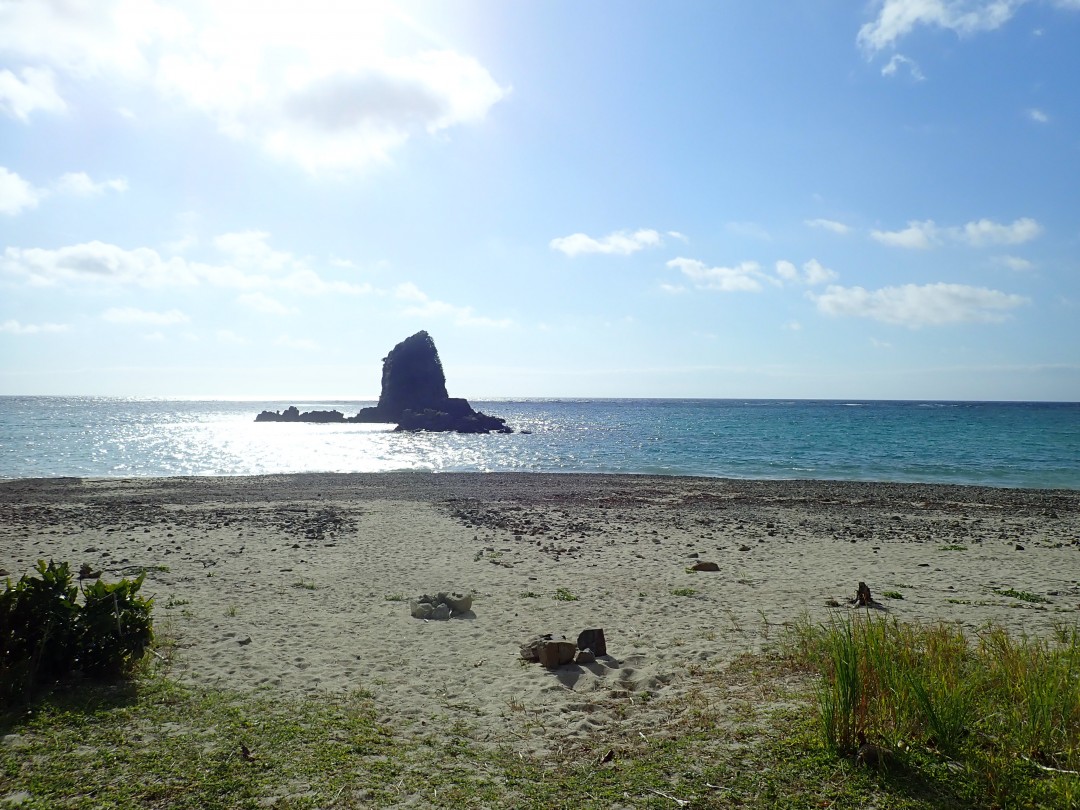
[0,397,1077,489]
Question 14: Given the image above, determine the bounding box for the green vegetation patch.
[993,587,1052,604]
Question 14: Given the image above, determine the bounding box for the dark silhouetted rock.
[576,628,607,657]
[255,330,511,432]
[351,331,511,433]
[255,407,345,423]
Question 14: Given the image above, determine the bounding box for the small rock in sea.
[690,561,720,572]
[237,636,252,646]
[1015,543,1025,551]
[738,544,752,552]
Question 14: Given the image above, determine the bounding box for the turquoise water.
[0,397,1077,488]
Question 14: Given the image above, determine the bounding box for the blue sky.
[1,0,1078,401]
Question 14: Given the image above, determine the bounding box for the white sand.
[3,473,1077,756]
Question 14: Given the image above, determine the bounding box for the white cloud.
[871,219,940,248]
[809,282,1029,327]
[666,258,771,293]
[784,321,803,331]
[54,172,128,197]
[393,282,512,327]
[776,258,839,286]
[0,318,70,335]
[805,218,852,235]
[994,254,1035,271]
[550,229,663,257]
[1027,107,1050,123]
[858,0,1023,53]
[0,1,507,172]
[237,292,296,315]
[0,67,67,121]
[659,283,687,294]
[881,53,925,80]
[0,167,128,215]
[0,166,43,215]
[102,306,189,325]
[1,234,372,294]
[871,217,1042,248]
[958,217,1042,246]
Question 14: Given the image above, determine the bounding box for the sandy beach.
[2,473,1078,756]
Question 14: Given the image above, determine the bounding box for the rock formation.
[254,331,511,433]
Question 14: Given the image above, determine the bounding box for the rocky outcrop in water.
[254,331,511,433]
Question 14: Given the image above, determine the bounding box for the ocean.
[0,397,1077,489]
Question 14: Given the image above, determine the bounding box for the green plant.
[520,591,541,598]
[292,580,317,590]
[992,587,1050,604]
[882,590,904,600]
[672,588,697,597]
[1,560,154,705]
[553,588,578,602]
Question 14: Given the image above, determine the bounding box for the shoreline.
[3,472,1078,755]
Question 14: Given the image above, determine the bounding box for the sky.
[1,0,1078,401]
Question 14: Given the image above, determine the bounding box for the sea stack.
[255,331,511,434]
[354,331,511,433]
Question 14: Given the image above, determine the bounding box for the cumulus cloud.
[994,254,1035,271]
[0,67,67,121]
[871,219,940,249]
[1028,107,1050,123]
[0,166,127,215]
[0,166,43,215]
[666,258,772,293]
[858,0,1023,53]
[871,217,1042,248]
[393,282,512,328]
[959,217,1042,246]
[0,232,372,294]
[805,218,852,235]
[102,306,189,325]
[775,259,838,286]
[0,318,70,334]
[881,53,925,80]
[0,1,507,172]
[809,282,1029,327]
[550,229,663,257]
[54,172,129,196]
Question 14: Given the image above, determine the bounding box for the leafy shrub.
[1,560,154,706]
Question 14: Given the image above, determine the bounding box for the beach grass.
[788,613,1080,809]
[5,617,1078,808]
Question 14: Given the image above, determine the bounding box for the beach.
[2,473,1078,757]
